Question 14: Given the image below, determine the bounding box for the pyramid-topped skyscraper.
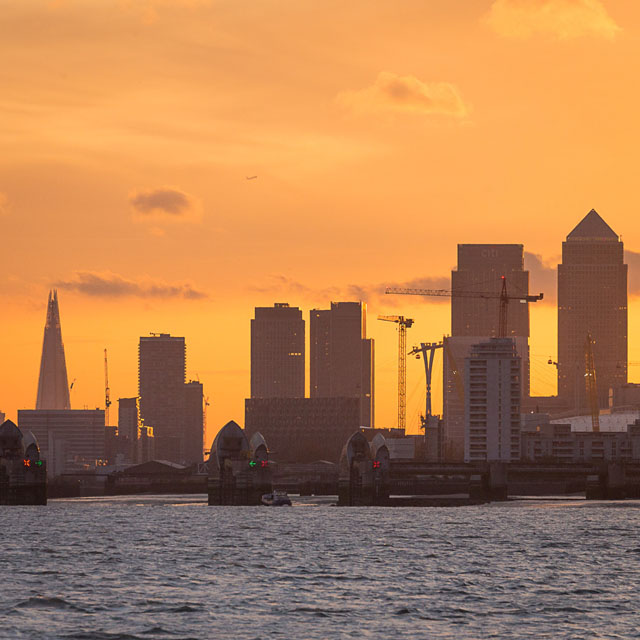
[558,209,627,411]
[36,290,71,410]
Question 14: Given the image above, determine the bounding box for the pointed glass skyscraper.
[558,209,627,410]
[36,290,71,410]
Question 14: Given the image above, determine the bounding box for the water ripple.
[1,495,640,639]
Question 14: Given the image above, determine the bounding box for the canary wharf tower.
[36,290,71,410]
[558,210,627,410]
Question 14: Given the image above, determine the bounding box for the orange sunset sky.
[2,0,640,445]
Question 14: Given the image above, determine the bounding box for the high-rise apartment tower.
[558,209,627,410]
[138,334,203,463]
[464,338,521,462]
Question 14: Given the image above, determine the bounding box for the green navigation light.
[249,460,257,467]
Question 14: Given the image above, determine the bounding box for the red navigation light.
[261,460,268,468]
[373,460,381,469]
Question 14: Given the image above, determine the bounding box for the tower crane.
[104,348,112,427]
[378,315,414,429]
[386,276,543,337]
[585,333,600,432]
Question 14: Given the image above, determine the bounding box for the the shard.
[35,290,71,410]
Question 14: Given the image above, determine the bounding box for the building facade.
[444,335,528,461]
[558,209,627,411]
[18,409,105,477]
[309,302,374,427]
[521,421,640,463]
[452,244,530,338]
[138,334,203,464]
[36,290,71,410]
[244,396,361,463]
[183,380,204,463]
[251,303,305,398]
[464,338,521,463]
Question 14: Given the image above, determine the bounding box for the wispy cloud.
[337,72,470,119]
[54,271,207,299]
[129,186,202,223]
[250,274,452,306]
[485,0,620,40]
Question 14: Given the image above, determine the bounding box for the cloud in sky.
[485,0,620,40]
[336,72,470,119]
[54,271,207,299]
[251,274,452,306]
[129,186,201,222]
[524,251,557,302]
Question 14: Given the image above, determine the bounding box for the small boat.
[261,490,292,506]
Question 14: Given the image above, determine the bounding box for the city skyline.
[4,1,640,445]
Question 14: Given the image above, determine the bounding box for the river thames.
[1,496,639,639]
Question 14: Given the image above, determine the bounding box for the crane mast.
[378,315,414,429]
[104,348,111,426]
[584,333,600,433]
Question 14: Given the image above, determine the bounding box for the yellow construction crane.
[104,348,112,427]
[378,315,414,429]
[584,333,600,433]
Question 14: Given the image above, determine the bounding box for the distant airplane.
[246,175,258,180]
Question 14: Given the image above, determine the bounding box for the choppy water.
[2,495,640,639]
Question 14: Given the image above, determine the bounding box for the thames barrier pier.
[207,421,273,505]
[0,420,47,505]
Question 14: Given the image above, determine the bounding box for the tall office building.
[184,380,204,463]
[452,244,530,338]
[464,339,521,462]
[309,302,374,427]
[118,397,140,462]
[251,303,305,398]
[138,334,202,463]
[36,290,71,410]
[558,209,627,410]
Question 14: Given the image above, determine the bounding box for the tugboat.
[261,490,292,506]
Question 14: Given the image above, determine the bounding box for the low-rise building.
[18,409,106,477]
[521,419,640,463]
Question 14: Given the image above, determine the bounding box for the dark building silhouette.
[36,290,71,410]
[245,397,361,463]
[184,380,204,463]
[117,397,140,461]
[138,334,203,464]
[452,244,530,338]
[251,303,305,398]
[558,209,627,410]
[18,409,105,476]
[309,302,374,427]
